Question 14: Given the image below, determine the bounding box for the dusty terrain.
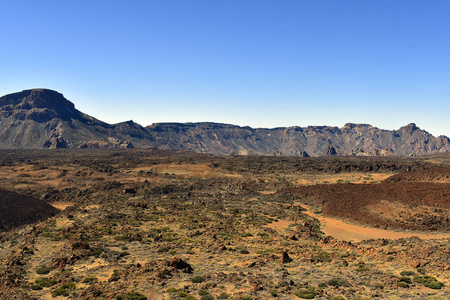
[284,176,450,232]
[0,149,448,299]
[299,204,450,242]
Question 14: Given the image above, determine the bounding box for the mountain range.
[0,89,449,156]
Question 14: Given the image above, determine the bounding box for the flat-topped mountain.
[1,89,449,156]
[0,89,151,149]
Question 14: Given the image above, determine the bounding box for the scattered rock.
[165,258,194,273]
[282,251,293,264]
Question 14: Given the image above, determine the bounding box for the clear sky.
[1,1,449,137]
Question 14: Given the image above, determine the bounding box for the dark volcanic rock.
[0,188,58,231]
[282,251,293,264]
[164,257,194,273]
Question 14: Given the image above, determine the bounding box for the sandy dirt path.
[299,204,450,242]
[50,202,74,210]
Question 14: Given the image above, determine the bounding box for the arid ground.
[0,149,448,299]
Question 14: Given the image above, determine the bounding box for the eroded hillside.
[1,89,450,156]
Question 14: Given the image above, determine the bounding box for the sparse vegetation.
[35,265,52,275]
[82,276,98,284]
[327,277,351,288]
[295,288,318,299]
[51,282,76,297]
[34,277,57,288]
[191,276,205,283]
[116,292,147,300]
[0,149,448,299]
[414,275,444,289]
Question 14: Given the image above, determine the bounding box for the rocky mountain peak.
[342,123,375,130]
[398,123,421,135]
[0,89,75,111]
[0,89,80,123]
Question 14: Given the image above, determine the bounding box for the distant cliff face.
[1,89,449,156]
[145,122,450,156]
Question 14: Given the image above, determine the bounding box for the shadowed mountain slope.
[1,89,449,156]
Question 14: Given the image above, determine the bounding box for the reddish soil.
[50,202,75,210]
[283,182,450,232]
[384,167,450,183]
[299,204,450,242]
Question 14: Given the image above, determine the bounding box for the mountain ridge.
[0,89,449,156]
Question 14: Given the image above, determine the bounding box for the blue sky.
[1,1,449,137]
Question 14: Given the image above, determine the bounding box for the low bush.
[356,264,370,272]
[414,275,444,289]
[109,269,120,282]
[218,292,230,299]
[35,265,51,275]
[89,246,105,257]
[52,287,68,297]
[295,289,317,299]
[82,276,98,284]
[116,292,147,300]
[157,246,170,253]
[400,270,416,277]
[399,277,411,284]
[52,282,76,297]
[425,280,444,289]
[327,277,350,287]
[417,268,426,275]
[35,277,56,288]
[30,284,42,290]
[178,291,188,297]
[191,275,205,283]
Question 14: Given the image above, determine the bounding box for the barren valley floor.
[0,149,449,299]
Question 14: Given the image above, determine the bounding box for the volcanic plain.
[0,149,449,299]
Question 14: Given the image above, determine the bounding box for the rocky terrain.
[283,169,450,232]
[1,89,450,156]
[0,149,448,299]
